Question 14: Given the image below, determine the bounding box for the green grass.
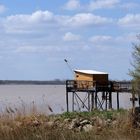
[60,109,127,120]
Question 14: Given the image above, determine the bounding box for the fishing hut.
[66,69,113,112]
[66,69,133,112]
[64,59,137,112]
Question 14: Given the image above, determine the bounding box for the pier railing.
[66,80,132,92]
[112,81,132,92]
[66,80,96,92]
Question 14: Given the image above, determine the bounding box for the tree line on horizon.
[0,80,65,85]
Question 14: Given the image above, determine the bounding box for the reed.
[0,105,140,140]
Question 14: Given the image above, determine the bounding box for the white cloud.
[63,13,112,27]
[63,0,121,11]
[115,33,138,43]
[14,45,54,54]
[63,0,80,10]
[7,10,54,23]
[63,32,80,41]
[15,46,38,53]
[89,34,138,46]
[30,10,54,22]
[3,10,112,33]
[88,0,120,11]
[0,5,6,14]
[89,35,112,43]
[4,10,55,33]
[118,14,140,28]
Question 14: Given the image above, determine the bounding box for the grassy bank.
[0,109,140,140]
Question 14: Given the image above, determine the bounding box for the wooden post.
[109,81,113,109]
[117,92,119,110]
[95,91,97,109]
[95,82,98,109]
[72,92,74,112]
[109,91,112,109]
[105,92,108,110]
[88,92,90,111]
[66,91,69,112]
[66,81,69,112]
[91,92,94,110]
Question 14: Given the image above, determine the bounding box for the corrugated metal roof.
[74,70,108,75]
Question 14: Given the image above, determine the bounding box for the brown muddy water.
[0,85,136,114]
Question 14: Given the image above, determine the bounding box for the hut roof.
[74,70,108,75]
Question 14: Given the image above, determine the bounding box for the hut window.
[76,75,79,78]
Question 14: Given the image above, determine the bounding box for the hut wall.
[75,72,93,89]
[75,72,93,81]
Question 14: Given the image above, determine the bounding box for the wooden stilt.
[95,91,97,109]
[117,92,119,110]
[66,91,69,112]
[66,81,69,112]
[88,92,90,111]
[72,92,74,112]
[105,92,108,110]
[91,92,94,110]
[109,91,112,109]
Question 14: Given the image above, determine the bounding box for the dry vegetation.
[0,106,140,140]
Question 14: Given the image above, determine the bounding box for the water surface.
[0,85,135,114]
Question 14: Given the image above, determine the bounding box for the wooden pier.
[66,80,134,112]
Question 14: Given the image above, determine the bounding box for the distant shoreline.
[0,80,131,85]
[0,80,65,85]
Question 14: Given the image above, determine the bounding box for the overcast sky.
[0,0,140,80]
